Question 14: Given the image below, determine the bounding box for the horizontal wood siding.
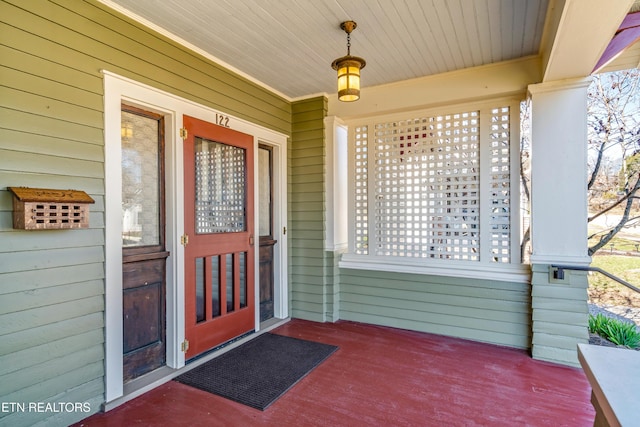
[340,268,532,349]
[290,97,327,322]
[531,264,589,367]
[324,251,339,322]
[0,0,291,425]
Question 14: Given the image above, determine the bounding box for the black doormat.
[174,333,338,410]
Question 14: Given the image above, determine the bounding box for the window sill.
[339,253,531,283]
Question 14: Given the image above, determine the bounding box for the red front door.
[183,115,255,359]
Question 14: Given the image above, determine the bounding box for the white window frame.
[339,97,530,283]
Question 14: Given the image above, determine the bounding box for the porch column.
[528,78,591,367]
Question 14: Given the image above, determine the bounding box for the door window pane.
[211,256,221,318]
[239,252,247,308]
[258,147,272,236]
[195,138,246,234]
[195,258,205,323]
[225,253,235,313]
[122,110,160,247]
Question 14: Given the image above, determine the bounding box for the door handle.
[249,234,255,246]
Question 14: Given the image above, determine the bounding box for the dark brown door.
[121,105,168,382]
[258,145,276,321]
[183,115,255,359]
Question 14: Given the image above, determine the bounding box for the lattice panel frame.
[354,125,369,254]
[489,107,511,263]
[372,112,480,260]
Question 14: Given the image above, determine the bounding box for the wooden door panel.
[259,240,275,321]
[122,258,166,382]
[123,257,165,289]
[183,114,255,359]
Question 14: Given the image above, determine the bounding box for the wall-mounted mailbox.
[8,187,95,230]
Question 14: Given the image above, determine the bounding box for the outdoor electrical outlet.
[549,267,570,284]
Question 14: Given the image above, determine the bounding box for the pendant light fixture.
[331,21,366,102]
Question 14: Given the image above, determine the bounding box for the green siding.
[0,0,291,425]
[340,269,532,349]
[530,264,588,367]
[290,97,328,321]
[324,249,344,322]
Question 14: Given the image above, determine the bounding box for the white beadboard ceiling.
[105,0,635,100]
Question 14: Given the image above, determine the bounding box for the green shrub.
[588,313,640,349]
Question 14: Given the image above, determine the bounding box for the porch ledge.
[578,343,640,427]
[339,254,531,283]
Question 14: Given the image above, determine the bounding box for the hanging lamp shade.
[331,21,366,102]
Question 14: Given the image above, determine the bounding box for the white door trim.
[103,71,288,404]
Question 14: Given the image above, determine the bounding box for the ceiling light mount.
[331,20,366,102]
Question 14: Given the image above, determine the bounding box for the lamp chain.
[347,32,351,56]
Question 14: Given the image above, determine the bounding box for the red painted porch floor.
[77,319,595,426]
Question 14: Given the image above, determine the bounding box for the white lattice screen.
[373,112,480,260]
[354,126,368,254]
[489,107,511,263]
[351,104,515,264]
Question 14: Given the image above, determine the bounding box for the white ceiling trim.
[97,0,294,101]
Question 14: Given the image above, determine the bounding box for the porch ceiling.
[102,0,637,100]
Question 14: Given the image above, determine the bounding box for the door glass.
[258,147,272,236]
[195,258,205,323]
[195,138,246,234]
[122,110,160,247]
[239,252,247,308]
[211,256,221,318]
[225,253,234,313]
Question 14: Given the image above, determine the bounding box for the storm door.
[121,105,168,382]
[258,145,277,321]
[183,115,255,359]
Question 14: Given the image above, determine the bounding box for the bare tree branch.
[588,173,640,222]
[589,175,640,255]
[587,137,607,190]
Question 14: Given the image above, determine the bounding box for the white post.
[529,79,592,266]
[528,78,592,366]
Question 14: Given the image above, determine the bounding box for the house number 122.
[216,113,230,128]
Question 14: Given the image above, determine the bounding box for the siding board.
[340,269,531,348]
[341,310,530,349]
[0,67,103,117]
[0,229,104,253]
[1,312,104,356]
[0,44,103,94]
[0,279,103,315]
[0,359,103,406]
[0,246,104,275]
[0,149,103,178]
[0,128,104,161]
[340,294,528,333]
[0,295,104,336]
[1,108,103,145]
[0,263,104,295]
[290,96,327,318]
[0,329,104,376]
[344,282,529,315]
[0,175,103,198]
[0,66,103,111]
